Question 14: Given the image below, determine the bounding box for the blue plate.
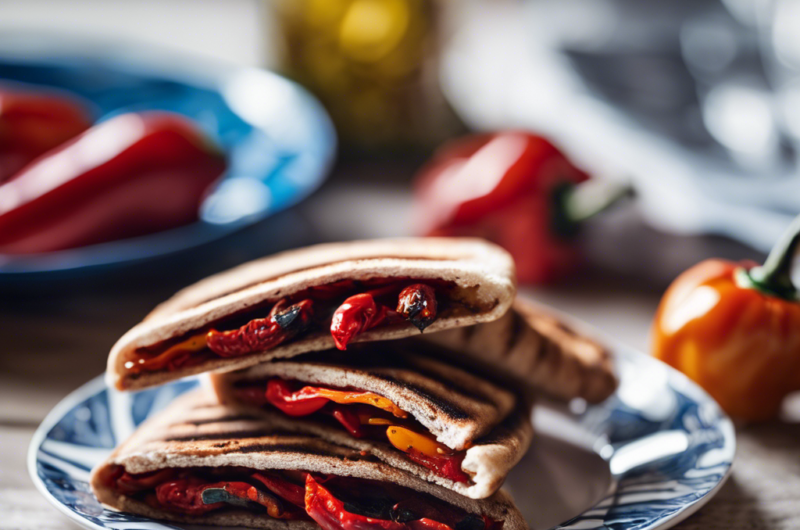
[28,329,735,530]
[0,36,336,276]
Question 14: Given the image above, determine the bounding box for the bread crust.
[423,298,618,403]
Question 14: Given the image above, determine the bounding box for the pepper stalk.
[551,179,634,238]
[736,214,800,301]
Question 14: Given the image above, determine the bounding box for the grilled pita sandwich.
[107,238,516,391]
[210,344,533,499]
[423,298,617,403]
[91,391,527,530]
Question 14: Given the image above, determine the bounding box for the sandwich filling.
[233,378,471,483]
[98,465,502,530]
[124,279,466,379]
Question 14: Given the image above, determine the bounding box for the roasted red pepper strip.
[154,477,302,519]
[330,405,365,438]
[116,469,176,495]
[403,450,469,485]
[305,475,467,530]
[330,293,391,350]
[154,478,225,515]
[331,284,438,349]
[0,111,226,253]
[252,472,306,508]
[396,284,438,332]
[265,379,407,418]
[207,299,314,357]
[0,87,92,183]
[266,378,330,417]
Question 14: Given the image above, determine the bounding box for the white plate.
[29,338,734,529]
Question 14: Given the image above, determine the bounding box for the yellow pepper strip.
[310,387,408,419]
[385,425,451,458]
[126,333,207,371]
[366,417,393,425]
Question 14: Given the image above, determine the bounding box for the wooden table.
[2,179,796,530]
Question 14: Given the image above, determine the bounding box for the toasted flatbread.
[108,238,516,391]
[423,298,617,403]
[210,344,533,499]
[91,391,527,530]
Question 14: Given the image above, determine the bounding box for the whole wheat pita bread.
[422,298,617,403]
[90,391,527,530]
[108,238,516,391]
[210,345,532,498]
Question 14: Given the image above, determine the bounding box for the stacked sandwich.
[91,238,616,529]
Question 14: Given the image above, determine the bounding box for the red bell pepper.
[0,111,226,254]
[0,87,92,183]
[412,131,630,284]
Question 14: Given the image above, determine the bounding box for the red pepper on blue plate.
[0,111,227,254]
[412,131,630,284]
[0,86,93,183]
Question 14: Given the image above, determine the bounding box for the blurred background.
[2,0,799,526]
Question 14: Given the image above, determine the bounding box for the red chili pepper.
[330,293,390,350]
[412,131,630,284]
[207,299,314,357]
[266,378,330,417]
[0,111,226,253]
[0,87,92,183]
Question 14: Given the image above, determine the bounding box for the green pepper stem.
[552,179,634,237]
[744,214,800,300]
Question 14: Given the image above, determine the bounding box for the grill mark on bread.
[269,347,496,407]
[163,429,280,442]
[233,442,356,458]
[182,257,459,313]
[398,358,499,408]
[178,414,261,426]
[364,372,470,421]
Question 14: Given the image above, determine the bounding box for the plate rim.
[27,374,110,530]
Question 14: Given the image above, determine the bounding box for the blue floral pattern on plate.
[28,341,734,530]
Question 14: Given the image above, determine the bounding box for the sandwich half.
[91,391,527,530]
[423,298,617,403]
[210,343,533,499]
[108,238,516,391]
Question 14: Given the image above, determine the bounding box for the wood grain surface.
[2,182,793,530]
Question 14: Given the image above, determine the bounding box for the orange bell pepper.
[652,216,800,420]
